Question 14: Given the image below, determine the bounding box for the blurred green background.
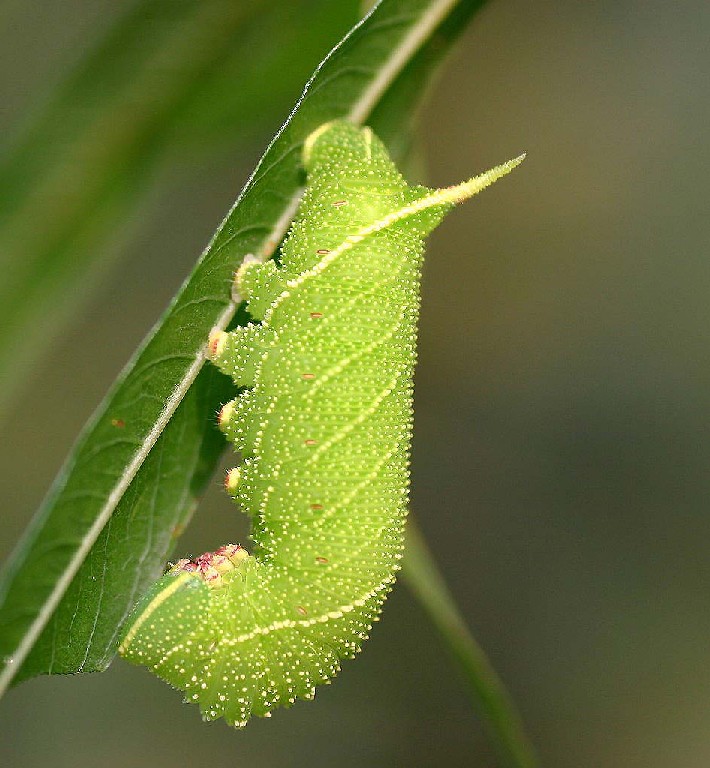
[2,0,710,766]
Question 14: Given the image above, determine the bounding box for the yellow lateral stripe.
[118,572,193,652]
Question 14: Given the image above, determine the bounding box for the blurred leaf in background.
[0,0,360,419]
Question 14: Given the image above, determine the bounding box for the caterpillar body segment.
[119,121,522,726]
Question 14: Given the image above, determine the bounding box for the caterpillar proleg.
[118,121,523,726]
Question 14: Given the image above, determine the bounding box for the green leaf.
[0,0,360,420]
[0,0,487,692]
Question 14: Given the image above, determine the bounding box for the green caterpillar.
[118,121,523,726]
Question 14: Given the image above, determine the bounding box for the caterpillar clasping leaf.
[118,121,523,726]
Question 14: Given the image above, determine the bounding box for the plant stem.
[402,520,539,768]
